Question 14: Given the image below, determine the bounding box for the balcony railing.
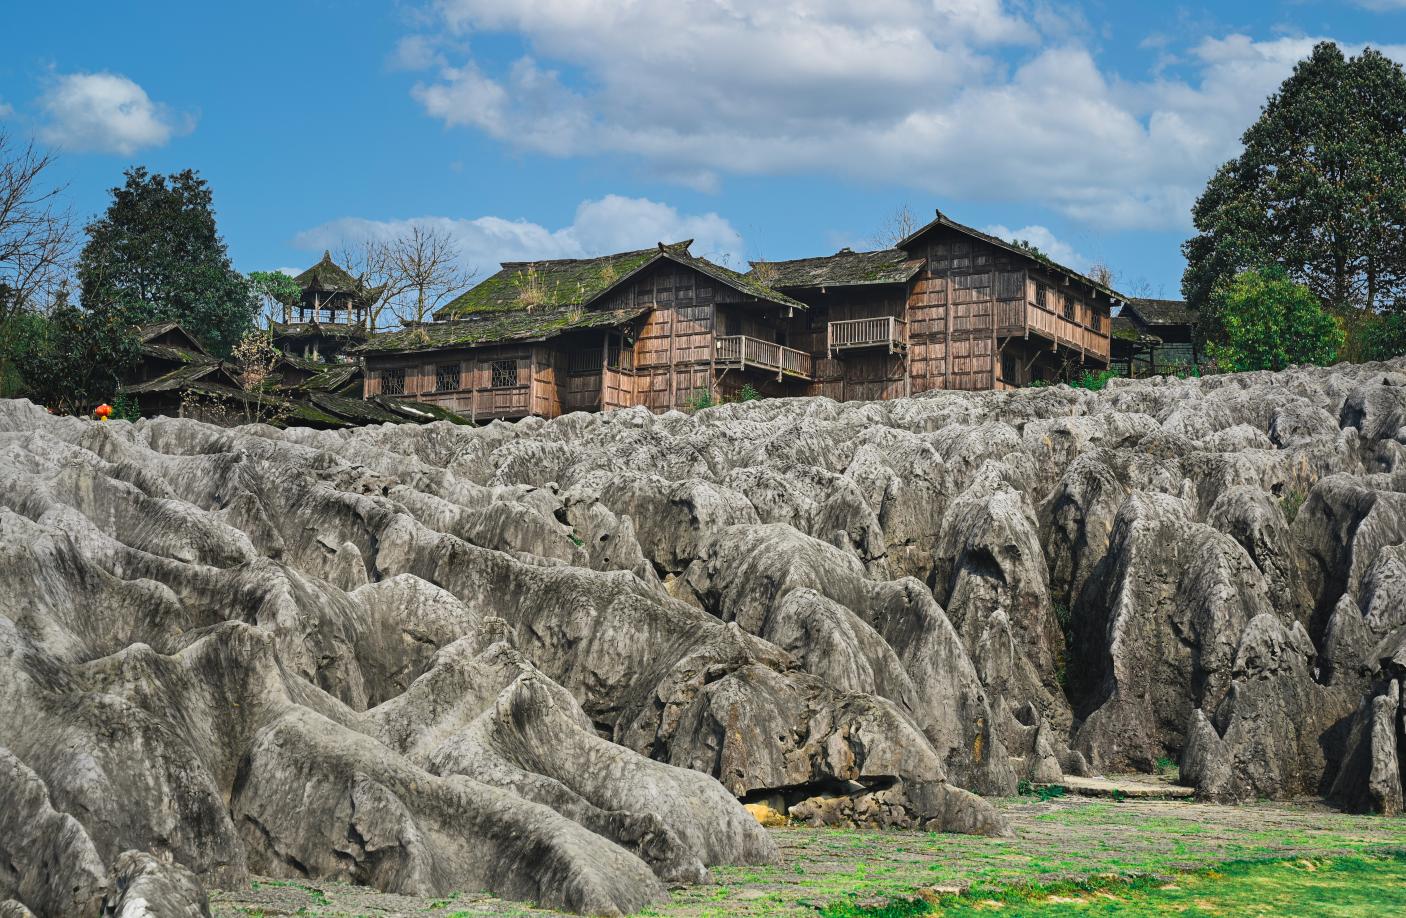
[827,316,907,355]
[996,301,1111,362]
[715,335,814,380]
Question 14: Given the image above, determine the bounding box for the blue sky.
[2,1,1404,300]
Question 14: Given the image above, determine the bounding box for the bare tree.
[386,225,475,326]
[869,204,918,249]
[0,132,74,324]
[1087,261,1116,290]
[334,239,404,332]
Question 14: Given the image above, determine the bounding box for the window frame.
[489,358,519,389]
[434,362,462,392]
[380,366,406,396]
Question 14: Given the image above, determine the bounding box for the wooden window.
[1001,353,1018,385]
[434,362,461,392]
[490,359,519,388]
[381,366,406,396]
[1064,294,1076,322]
[1035,283,1048,308]
[568,349,601,373]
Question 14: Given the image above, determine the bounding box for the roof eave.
[899,212,1129,304]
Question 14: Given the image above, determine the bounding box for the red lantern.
[95,403,113,421]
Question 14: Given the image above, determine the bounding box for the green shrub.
[685,388,715,411]
[738,383,760,402]
[1206,267,1345,372]
[1070,369,1118,391]
[111,393,142,421]
[1281,489,1306,524]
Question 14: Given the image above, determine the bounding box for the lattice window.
[490,359,518,388]
[1001,353,1018,385]
[1035,283,1048,307]
[435,363,461,392]
[567,349,600,374]
[381,366,406,396]
[1064,294,1076,322]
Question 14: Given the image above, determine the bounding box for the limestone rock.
[3,358,1406,914]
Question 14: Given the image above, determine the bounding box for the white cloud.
[37,72,192,155]
[293,195,747,277]
[983,224,1087,269]
[402,2,1406,230]
[388,35,447,71]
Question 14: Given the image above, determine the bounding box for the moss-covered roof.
[138,342,215,365]
[619,246,805,311]
[1125,298,1196,327]
[900,210,1127,303]
[436,245,678,320]
[119,361,227,394]
[293,251,360,294]
[354,304,650,355]
[132,322,216,363]
[435,239,803,323]
[1111,315,1141,342]
[296,362,360,392]
[747,248,923,289]
[271,320,370,341]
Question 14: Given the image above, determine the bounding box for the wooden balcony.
[996,301,1111,362]
[715,335,814,381]
[827,316,907,355]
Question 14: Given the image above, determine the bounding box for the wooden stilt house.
[354,209,1124,419]
[355,241,808,420]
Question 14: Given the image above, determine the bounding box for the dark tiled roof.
[899,210,1126,302]
[1111,315,1142,342]
[296,362,360,392]
[138,342,215,365]
[623,246,805,311]
[436,245,678,320]
[271,320,370,341]
[293,251,360,294]
[133,322,216,361]
[1125,298,1196,327]
[119,362,226,395]
[437,240,804,322]
[747,248,923,289]
[354,305,650,355]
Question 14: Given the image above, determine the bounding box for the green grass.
[213,800,1406,917]
[827,853,1406,917]
[660,798,1406,917]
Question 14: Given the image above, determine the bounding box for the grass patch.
[824,853,1406,917]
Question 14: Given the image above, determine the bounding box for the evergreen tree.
[1182,42,1406,358]
[77,168,255,357]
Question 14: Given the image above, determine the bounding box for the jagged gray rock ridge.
[1,358,1405,915]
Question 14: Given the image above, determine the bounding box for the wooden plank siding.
[360,225,1115,419]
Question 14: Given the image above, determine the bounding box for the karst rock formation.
[1,358,1405,916]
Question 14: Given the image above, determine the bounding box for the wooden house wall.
[364,344,535,419]
[589,262,725,410]
[904,231,1024,392]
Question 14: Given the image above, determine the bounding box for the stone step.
[1035,775,1196,800]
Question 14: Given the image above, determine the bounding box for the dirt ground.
[211,794,1406,917]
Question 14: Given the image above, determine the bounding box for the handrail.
[827,316,906,353]
[715,335,813,379]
